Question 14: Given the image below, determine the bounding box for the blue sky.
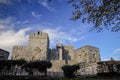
[0,0,120,60]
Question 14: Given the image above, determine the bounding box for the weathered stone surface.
[12,31,49,60]
[12,30,101,76]
[74,45,101,63]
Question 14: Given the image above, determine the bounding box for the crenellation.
[29,32,35,38]
[12,30,101,76]
[29,31,48,39]
[43,33,48,38]
[63,45,74,49]
[13,46,27,50]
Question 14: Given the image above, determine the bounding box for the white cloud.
[0,17,16,24]
[16,20,29,24]
[31,12,41,18]
[0,17,32,54]
[110,48,120,60]
[0,28,31,51]
[42,27,87,47]
[0,17,87,58]
[0,25,5,29]
[0,17,16,31]
[113,48,120,54]
[38,0,55,11]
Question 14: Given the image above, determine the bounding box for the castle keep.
[12,31,49,60]
[12,31,101,76]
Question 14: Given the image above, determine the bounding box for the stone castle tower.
[12,31,49,60]
[12,30,101,76]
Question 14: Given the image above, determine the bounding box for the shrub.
[61,64,79,78]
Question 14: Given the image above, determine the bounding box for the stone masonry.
[12,31,49,60]
[12,30,101,76]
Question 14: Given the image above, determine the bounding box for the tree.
[68,0,120,32]
[12,59,26,75]
[0,59,26,75]
[61,64,79,78]
[22,61,34,76]
[0,60,15,75]
[37,60,52,76]
[22,60,52,76]
[0,60,7,75]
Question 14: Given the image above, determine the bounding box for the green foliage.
[0,59,26,70]
[61,64,79,78]
[68,0,120,32]
[22,60,52,76]
[0,59,26,75]
[0,60,52,76]
[0,76,120,80]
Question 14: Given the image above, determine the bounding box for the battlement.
[13,46,27,50]
[29,30,48,39]
[56,44,74,49]
[75,45,99,51]
[63,45,74,49]
[11,30,101,76]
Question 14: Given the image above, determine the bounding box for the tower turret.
[29,30,49,60]
[56,44,63,60]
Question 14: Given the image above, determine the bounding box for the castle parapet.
[63,45,74,49]
[29,33,35,38]
[29,30,48,39]
[13,46,26,49]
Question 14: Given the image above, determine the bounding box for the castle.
[12,30,101,76]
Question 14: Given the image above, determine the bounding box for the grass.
[54,77,120,80]
[0,75,120,80]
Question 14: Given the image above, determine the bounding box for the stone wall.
[12,31,49,60]
[0,48,9,60]
[48,60,65,76]
[77,63,98,76]
[49,44,74,61]
[63,45,74,60]
[47,60,77,77]
[12,46,31,60]
[74,45,101,63]
[11,30,101,76]
[28,31,49,60]
[49,49,59,60]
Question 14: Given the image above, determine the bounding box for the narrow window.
[37,31,40,35]
[93,54,97,62]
